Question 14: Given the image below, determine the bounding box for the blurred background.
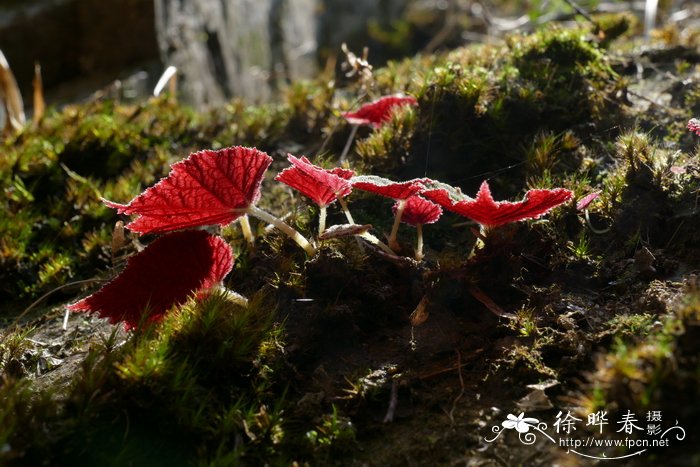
[1,0,699,111]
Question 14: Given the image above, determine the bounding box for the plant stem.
[339,124,359,163]
[338,197,355,224]
[319,206,327,237]
[239,214,255,245]
[338,197,396,256]
[415,224,424,261]
[357,231,398,256]
[218,286,249,307]
[389,199,406,251]
[246,205,316,256]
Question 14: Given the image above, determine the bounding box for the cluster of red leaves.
[342,95,418,128]
[70,147,274,330]
[70,95,575,329]
[67,230,233,330]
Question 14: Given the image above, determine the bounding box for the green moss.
[5,19,700,465]
[579,290,700,418]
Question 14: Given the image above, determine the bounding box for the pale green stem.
[415,224,424,262]
[319,206,327,237]
[339,124,359,163]
[357,231,398,257]
[246,205,316,256]
[338,197,397,257]
[338,197,355,224]
[239,214,255,245]
[389,199,406,252]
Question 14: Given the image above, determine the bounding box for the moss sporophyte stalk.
[72,144,573,330]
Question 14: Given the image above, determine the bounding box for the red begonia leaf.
[103,146,272,234]
[351,175,426,200]
[327,166,355,180]
[688,118,700,136]
[393,196,443,226]
[420,179,469,204]
[342,95,418,128]
[275,155,353,207]
[422,180,573,228]
[576,191,600,211]
[67,230,234,330]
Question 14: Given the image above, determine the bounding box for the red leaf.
[576,191,600,211]
[342,95,418,128]
[393,196,442,226]
[103,146,272,234]
[327,166,355,180]
[275,155,353,207]
[351,175,426,200]
[67,230,234,330]
[422,180,573,228]
[688,118,700,136]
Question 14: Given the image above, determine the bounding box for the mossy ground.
[2,19,700,465]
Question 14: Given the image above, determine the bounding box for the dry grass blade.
[153,65,177,97]
[644,0,659,40]
[33,62,45,125]
[467,285,516,319]
[0,48,26,133]
[318,223,371,240]
[409,295,430,326]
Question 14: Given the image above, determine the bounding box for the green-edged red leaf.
[67,231,234,330]
[103,146,272,234]
[351,175,426,200]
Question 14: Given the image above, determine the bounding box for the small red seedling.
[104,146,316,255]
[275,155,354,235]
[392,195,442,260]
[67,230,233,330]
[339,94,418,161]
[423,180,573,229]
[688,118,700,136]
[352,175,427,251]
[576,191,600,211]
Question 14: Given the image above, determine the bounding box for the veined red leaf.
[275,155,353,207]
[103,146,272,234]
[393,196,442,226]
[342,94,418,128]
[422,180,573,228]
[67,230,234,330]
[351,175,426,200]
